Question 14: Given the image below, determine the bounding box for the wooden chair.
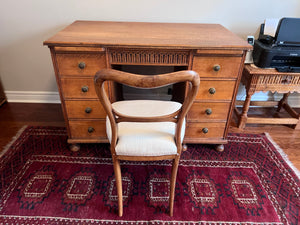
[94,69,200,217]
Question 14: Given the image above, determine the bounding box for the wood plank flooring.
[0,102,299,171]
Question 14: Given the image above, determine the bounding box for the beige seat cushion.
[112,100,182,117]
[106,100,185,156]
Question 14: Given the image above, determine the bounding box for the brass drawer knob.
[208,87,216,95]
[213,64,221,71]
[88,127,94,133]
[205,108,212,115]
[85,107,92,113]
[78,62,86,69]
[81,86,89,93]
[202,127,209,134]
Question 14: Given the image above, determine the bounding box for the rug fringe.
[0,125,28,158]
[264,132,300,178]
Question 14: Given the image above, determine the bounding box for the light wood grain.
[44,21,251,49]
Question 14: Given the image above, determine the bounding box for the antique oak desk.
[44,21,250,151]
[236,64,300,129]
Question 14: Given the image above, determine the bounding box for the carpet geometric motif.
[144,169,173,214]
[0,126,299,225]
[224,171,265,216]
[17,166,58,210]
[64,172,95,203]
[23,173,53,199]
[103,171,135,213]
[149,177,170,202]
[186,171,219,208]
[231,179,258,205]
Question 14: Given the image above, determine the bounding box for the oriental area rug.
[0,126,299,225]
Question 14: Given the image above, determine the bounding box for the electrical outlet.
[247,36,255,45]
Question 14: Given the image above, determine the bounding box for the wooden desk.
[236,64,300,129]
[44,21,250,151]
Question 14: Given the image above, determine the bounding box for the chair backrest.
[94,69,200,154]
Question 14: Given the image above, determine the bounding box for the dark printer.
[253,17,300,72]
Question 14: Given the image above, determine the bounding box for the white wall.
[0,0,299,102]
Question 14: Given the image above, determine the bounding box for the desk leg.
[277,92,300,130]
[277,92,290,112]
[293,120,300,129]
[69,144,80,152]
[215,144,224,152]
[292,110,300,130]
[238,93,253,129]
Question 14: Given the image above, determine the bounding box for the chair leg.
[113,157,123,217]
[169,156,180,216]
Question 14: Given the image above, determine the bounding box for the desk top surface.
[44,21,250,50]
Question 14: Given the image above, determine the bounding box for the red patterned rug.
[0,126,299,225]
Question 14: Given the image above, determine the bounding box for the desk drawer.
[65,100,106,119]
[192,56,241,78]
[61,78,108,99]
[69,120,107,139]
[185,122,226,138]
[196,80,236,100]
[56,53,106,76]
[188,102,230,121]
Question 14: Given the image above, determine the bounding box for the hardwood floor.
[0,103,65,151]
[0,102,299,172]
[231,106,300,171]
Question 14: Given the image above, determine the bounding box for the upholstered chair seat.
[106,100,185,156]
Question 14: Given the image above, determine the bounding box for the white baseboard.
[5,91,61,103]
